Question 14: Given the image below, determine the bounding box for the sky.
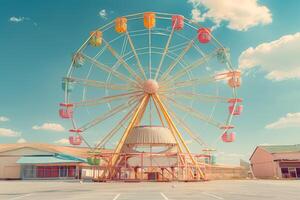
[0,0,300,165]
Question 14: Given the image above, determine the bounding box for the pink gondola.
[229,104,243,115]
[198,28,211,43]
[228,98,243,115]
[172,15,184,30]
[69,129,82,145]
[59,103,74,119]
[69,135,82,145]
[59,109,73,119]
[222,132,235,143]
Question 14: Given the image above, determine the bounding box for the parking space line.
[202,192,224,200]
[112,193,121,200]
[160,192,169,200]
[8,193,33,200]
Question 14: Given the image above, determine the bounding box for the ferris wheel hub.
[143,79,159,94]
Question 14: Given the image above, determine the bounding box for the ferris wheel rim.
[61,11,241,150]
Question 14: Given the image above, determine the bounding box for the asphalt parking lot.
[0,180,299,200]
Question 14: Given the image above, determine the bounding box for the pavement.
[0,179,299,200]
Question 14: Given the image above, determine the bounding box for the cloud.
[9,16,27,23]
[265,113,300,129]
[0,128,20,137]
[9,16,38,26]
[0,116,9,122]
[99,9,108,19]
[17,138,27,143]
[191,8,204,22]
[239,32,300,80]
[187,0,272,31]
[32,123,65,132]
[55,138,69,145]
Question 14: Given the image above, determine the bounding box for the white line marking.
[9,193,33,200]
[160,192,169,200]
[112,193,121,200]
[202,192,224,200]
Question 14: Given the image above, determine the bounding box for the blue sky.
[1,0,300,164]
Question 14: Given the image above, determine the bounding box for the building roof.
[0,143,112,158]
[17,153,86,164]
[259,144,300,154]
[249,144,300,161]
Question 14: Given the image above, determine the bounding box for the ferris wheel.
[59,11,242,154]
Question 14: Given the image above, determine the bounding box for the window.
[59,166,67,177]
[281,168,288,174]
[281,168,289,178]
[281,167,300,178]
[296,168,300,178]
[68,166,76,177]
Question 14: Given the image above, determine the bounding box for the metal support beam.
[153,94,206,180]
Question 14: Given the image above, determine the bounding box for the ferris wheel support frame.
[102,93,205,180]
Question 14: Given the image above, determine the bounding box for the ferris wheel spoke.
[168,41,190,52]
[163,95,223,128]
[126,31,147,80]
[73,91,143,107]
[102,39,143,83]
[65,77,134,91]
[159,37,196,81]
[161,91,228,103]
[160,75,216,91]
[79,96,142,131]
[81,53,139,87]
[166,105,207,146]
[154,20,176,80]
[94,100,140,150]
[161,49,219,84]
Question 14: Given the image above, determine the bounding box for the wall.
[205,165,248,180]
[0,156,21,179]
[250,148,276,179]
[273,152,300,160]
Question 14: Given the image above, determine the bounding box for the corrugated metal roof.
[17,153,86,164]
[0,143,113,158]
[259,144,300,153]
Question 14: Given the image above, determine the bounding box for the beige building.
[0,143,91,180]
[250,144,300,179]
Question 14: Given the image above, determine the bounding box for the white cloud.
[17,138,27,143]
[187,0,272,31]
[191,8,204,22]
[32,123,65,132]
[9,16,38,26]
[239,32,300,80]
[266,113,300,129]
[99,9,108,19]
[0,116,9,122]
[55,138,69,145]
[9,16,26,23]
[0,128,20,137]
